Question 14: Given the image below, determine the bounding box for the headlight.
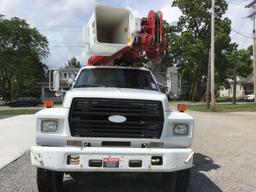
[174,124,189,135]
[41,120,58,132]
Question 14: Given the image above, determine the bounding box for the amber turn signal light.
[177,104,187,112]
[44,99,54,108]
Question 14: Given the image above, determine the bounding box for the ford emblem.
[108,115,127,123]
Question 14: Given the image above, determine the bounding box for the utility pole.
[253,14,256,103]
[211,0,216,111]
[246,1,256,102]
[232,60,237,105]
[206,48,211,110]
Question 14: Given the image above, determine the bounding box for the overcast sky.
[0,0,254,68]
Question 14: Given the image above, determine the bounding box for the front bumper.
[31,146,193,172]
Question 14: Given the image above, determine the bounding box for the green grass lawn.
[188,103,256,112]
[1,103,256,115]
[0,109,41,115]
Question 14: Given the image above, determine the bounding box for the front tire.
[164,168,191,192]
[37,168,64,192]
[163,172,177,192]
[175,168,191,192]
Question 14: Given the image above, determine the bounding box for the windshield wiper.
[75,84,107,88]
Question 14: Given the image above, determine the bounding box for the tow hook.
[185,151,194,164]
[31,151,43,164]
[81,142,90,150]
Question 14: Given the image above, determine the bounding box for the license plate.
[103,157,119,168]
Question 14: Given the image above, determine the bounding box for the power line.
[33,25,82,30]
[49,46,84,48]
[49,47,84,50]
[231,29,253,39]
[32,24,83,32]
[246,0,256,7]
[38,29,82,32]
[228,0,251,6]
[49,43,84,47]
[33,24,82,28]
[49,45,84,48]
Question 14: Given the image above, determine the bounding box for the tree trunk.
[206,49,211,109]
[192,81,198,101]
[232,63,237,105]
[190,63,202,102]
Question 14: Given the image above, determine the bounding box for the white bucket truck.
[31,5,194,192]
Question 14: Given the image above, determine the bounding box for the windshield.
[74,68,158,91]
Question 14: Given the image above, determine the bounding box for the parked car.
[8,97,40,107]
[244,94,255,102]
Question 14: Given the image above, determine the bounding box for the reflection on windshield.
[74,68,158,91]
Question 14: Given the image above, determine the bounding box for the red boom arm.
[87,10,167,66]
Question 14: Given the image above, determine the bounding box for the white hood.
[62,87,170,111]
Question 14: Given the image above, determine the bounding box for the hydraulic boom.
[86,8,167,66]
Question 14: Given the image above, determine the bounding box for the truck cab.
[31,66,194,192]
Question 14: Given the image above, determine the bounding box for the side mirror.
[55,90,62,97]
[68,78,74,87]
[52,71,60,91]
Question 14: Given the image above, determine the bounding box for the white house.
[40,67,80,103]
[219,76,245,98]
[166,67,181,99]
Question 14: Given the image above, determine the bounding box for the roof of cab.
[81,65,151,72]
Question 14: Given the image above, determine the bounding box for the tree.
[226,44,253,104]
[0,15,49,100]
[65,57,81,68]
[165,0,233,101]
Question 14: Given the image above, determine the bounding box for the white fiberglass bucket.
[83,5,140,56]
